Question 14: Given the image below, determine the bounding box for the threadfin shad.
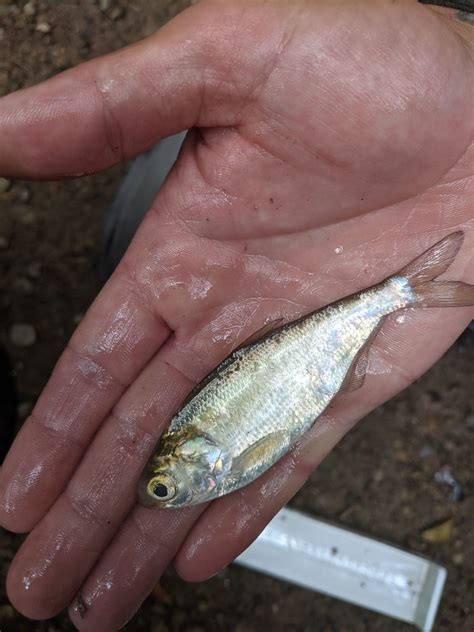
[138,232,473,508]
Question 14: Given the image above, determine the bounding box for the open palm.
[0,1,472,629]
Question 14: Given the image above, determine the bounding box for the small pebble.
[23,1,36,16]
[152,582,172,605]
[373,469,384,483]
[99,0,111,10]
[0,603,15,618]
[0,177,11,194]
[17,186,32,203]
[17,401,33,421]
[20,210,35,225]
[36,21,51,34]
[9,323,37,347]
[171,610,186,629]
[452,552,464,566]
[466,413,474,430]
[13,277,34,293]
[419,445,435,459]
[73,313,84,325]
[109,6,124,19]
[27,261,42,279]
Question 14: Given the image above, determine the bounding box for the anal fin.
[340,319,385,394]
[340,348,369,393]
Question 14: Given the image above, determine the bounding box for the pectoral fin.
[232,431,289,473]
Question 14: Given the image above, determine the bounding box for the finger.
[0,264,170,533]
[4,341,189,619]
[68,505,203,631]
[0,1,286,179]
[174,307,473,582]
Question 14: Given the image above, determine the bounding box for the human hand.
[0,0,472,629]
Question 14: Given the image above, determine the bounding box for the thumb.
[0,1,266,179]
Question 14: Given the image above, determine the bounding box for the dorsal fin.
[234,318,285,352]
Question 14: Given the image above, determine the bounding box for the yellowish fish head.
[138,429,232,508]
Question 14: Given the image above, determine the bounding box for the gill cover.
[139,430,233,508]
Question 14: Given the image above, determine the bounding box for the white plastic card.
[235,508,446,631]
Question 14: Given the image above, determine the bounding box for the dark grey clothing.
[101,132,186,279]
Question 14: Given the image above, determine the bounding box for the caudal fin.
[399,231,474,308]
[410,281,474,308]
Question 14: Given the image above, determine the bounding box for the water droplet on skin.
[189,276,212,300]
[396,313,406,324]
[334,246,343,254]
[365,349,391,375]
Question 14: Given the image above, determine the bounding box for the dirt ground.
[0,1,473,631]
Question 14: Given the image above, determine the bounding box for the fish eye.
[147,475,176,502]
[153,483,168,498]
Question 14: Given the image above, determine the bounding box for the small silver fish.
[138,232,473,508]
